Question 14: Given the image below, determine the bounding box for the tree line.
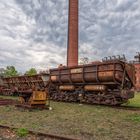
[0,66,37,77]
[0,57,89,77]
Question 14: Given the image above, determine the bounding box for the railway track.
[0,98,18,106]
[86,103,140,111]
[0,97,140,112]
[0,125,79,140]
[84,103,140,111]
[52,100,140,112]
[110,105,140,111]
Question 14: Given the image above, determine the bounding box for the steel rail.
[0,125,80,140]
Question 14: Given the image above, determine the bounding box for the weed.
[127,114,140,122]
[31,123,39,129]
[124,93,140,107]
[1,95,140,140]
[5,106,12,112]
[16,128,29,137]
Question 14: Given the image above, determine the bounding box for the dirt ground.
[0,127,59,140]
[0,127,32,140]
[0,95,140,140]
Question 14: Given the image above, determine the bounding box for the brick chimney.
[67,0,78,67]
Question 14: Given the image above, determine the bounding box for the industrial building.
[133,53,140,91]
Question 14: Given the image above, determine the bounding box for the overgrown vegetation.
[0,100,139,139]
[0,66,37,77]
[25,68,37,76]
[16,128,29,137]
[2,66,19,77]
[127,114,140,122]
[0,94,140,139]
[124,93,140,107]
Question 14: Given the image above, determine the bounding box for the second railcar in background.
[0,74,50,108]
[1,74,49,96]
[49,60,135,105]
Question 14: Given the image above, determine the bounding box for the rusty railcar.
[0,77,5,95]
[1,74,49,96]
[49,60,135,105]
[0,74,50,109]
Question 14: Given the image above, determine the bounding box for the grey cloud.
[15,0,68,46]
[0,0,140,72]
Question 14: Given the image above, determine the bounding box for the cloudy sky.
[0,0,140,72]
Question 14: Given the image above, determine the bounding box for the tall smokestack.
[67,0,78,67]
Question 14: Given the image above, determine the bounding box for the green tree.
[25,68,37,76]
[4,66,19,77]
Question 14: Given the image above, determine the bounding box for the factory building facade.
[134,63,140,91]
[133,53,140,91]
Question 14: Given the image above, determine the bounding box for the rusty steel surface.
[0,74,50,109]
[125,63,136,87]
[67,0,78,67]
[1,74,49,95]
[59,85,75,91]
[84,85,107,91]
[0,98,18,106]
[18,90,47,103]
[16,88,48,109]
[50,60,132,85]
[132,53,140,91]
[49,60,135,105]
[135,64,140,91]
